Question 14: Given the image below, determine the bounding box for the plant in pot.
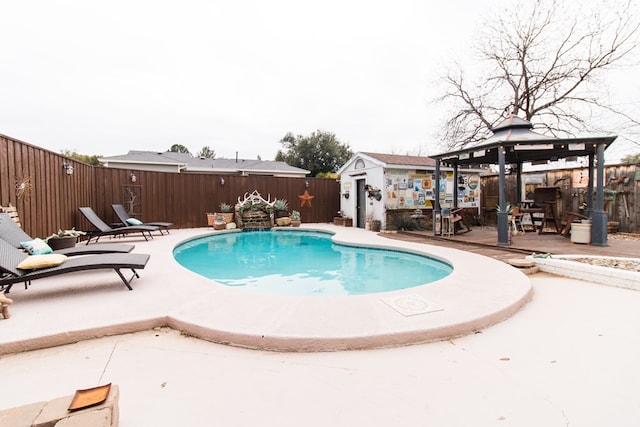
[206,212,216,226]
[274,199,291,226]
[273,199,289,218]
[213,214,227,230]
[290,210,301,227]
[365,214,381,232]
[217,203,234,224]
[45,228,86,250]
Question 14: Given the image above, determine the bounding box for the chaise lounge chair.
[0,238,150,292]
[0,213,135,256]
[111,204,173,235]
[79,207,159,244]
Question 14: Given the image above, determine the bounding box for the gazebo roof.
[432,116,617,166]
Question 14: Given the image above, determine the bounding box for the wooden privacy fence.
[1,133,340,239]
[89,168,340,231]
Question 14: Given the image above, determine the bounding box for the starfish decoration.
[297,190,316,207]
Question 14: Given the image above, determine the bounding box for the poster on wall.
[457,174,480,208]
[572,169,589,188]
[456,174,480,208]
[385,170,480,210]
[385,171,436,209]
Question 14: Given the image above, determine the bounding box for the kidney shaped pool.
[173,230,452,296]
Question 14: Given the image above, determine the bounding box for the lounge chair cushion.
[20,238,54,255]
[126,218,143,225]
[17,254,67,270]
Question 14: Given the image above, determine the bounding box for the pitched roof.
[361,152,436,168]
[98,150,310,175]
[431,116,616,166]
[100,150,189,165]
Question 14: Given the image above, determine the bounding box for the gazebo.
[431,116,617,246]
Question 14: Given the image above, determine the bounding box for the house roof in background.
[98,150,310,176]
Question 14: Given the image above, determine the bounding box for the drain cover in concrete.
[382,294,443,316]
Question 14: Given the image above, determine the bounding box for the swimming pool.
[173,230,453,296]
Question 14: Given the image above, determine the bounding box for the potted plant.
[213,214,227,230]
[206,212,216,226]
[365,214,381,232]
[217,203,235,224]
[273,199,289,218]
[45,228,86,250]
[290,210,301,227]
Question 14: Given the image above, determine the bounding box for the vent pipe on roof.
[236,151,238,163]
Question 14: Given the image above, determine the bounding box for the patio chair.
[0,238,150,292]
[450,208,471,234]
[79,207,158,244]
[510,207,525,235]
[0,213,135,256]
[111,204,173,235]
[441,208,453,237]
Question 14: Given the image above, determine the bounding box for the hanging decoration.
[123,185,143,216]
[297,190,315,207]
[15,174,33,199]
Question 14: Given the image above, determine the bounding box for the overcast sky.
[1,0,637,162]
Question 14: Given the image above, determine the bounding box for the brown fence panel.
[1,134,95,239]
[81,169,340,231]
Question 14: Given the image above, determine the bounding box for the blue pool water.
[173,230,452,296]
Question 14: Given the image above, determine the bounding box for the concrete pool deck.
[2,226,639,425]
[0,225,531,354]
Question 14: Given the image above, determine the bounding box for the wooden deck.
[382,227,639,264]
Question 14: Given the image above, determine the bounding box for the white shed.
[337,152,484,230]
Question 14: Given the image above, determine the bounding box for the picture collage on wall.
[384,170,480,209]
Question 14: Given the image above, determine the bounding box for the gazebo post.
[434,160,441,237]
[497,146,510,245]
[515,161,523,204]
[591,144,608,246]
[587,154,595,215]
[453,166,459,209]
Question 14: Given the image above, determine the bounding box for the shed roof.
[361,152,437,168]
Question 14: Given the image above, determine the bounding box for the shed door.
[356,179,366,228]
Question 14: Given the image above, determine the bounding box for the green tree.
[60,149,101,166]
[436,0,640,149]
[621,153,640,164]
[168,144,191,154]
[196,146,216,158]
[275,130,353,177]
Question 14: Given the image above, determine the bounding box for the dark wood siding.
[1,134,340,238]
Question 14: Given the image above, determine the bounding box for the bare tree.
[435,0,640,150]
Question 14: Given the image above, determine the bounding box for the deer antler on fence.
[237,190,275,207]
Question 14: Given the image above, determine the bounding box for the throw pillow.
[17,254,67,270]
[126,218,143,225]
[20,238,53,255]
